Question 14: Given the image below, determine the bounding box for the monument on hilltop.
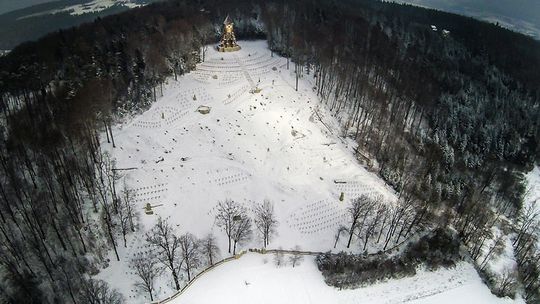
[217,15,241,52]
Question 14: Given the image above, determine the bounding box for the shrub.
[317,228,462,289]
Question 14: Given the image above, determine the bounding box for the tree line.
[0,1,221,302]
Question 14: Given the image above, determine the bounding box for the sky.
[393,0,540,39]
[0,0,57,14]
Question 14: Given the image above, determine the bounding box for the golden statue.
[217,15,241,52]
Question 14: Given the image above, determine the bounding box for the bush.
[317,228,462,289]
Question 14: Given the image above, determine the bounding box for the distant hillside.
[0,0,161,50]
[393,0,540,40]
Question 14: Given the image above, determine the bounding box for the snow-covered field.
[525,166,540,209]
[18,0,144,19]
[97,40,513,303]
[176,253,511,304]
[58,0,142,16]
[525,166,540,247]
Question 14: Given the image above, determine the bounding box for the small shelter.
[197,105,211,114]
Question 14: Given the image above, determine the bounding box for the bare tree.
[215,199,244,254]
[480,235,504,271]
[179,232,201,281]
[146,217,182,290]
[254,200,278,248]
[95,152,120,261]
[355,197,378,242]
[513,201,539,247]
[117,200,130,248]
[289,245,304,267]
[273,249,285,267]
[201,233,220,266]
[496,267,517,297]
[79,278,125,304]
[232,215,252,255]
[334,225,348,248]
[194,21,213,62]
[346,195,373,248]
[383,197,414,250]
[362,205,385,251]
[121,183,137,232]
[131,254,161,302]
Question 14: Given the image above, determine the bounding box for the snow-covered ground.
[97,40,513,303]
[18,0,144,19]
[175,253,512,304]
[57,0,142,16]
[524,166,540,247]
[525,166,540,209]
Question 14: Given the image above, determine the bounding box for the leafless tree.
[289,245,304,267]
[130,254,161,302]
[179,232,201,281]
[117,200,130,248]
[232,215,252,255]
[194,22,213,62]
[513,201,539,247]
[480,235,505,271]
[254,200,278,248]
[95,152,120,261]
[362,205,385,251]
[334,225,348,248]
[201,233,220,266]
[215,199,244,254]
[346,195,375,248]
[356,197,379,241]
[79,278,125,304]
[273,249,285,267]
[383,197,415,250]
[347,196,364,248]
[146,217,182,290]
[121,183,137,232]
[496,267,517,297]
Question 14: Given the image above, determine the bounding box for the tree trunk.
[346,220,356,248]
[108,124,116,148]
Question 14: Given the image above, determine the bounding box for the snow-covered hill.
[18,0,146,19]
[97,40,515,303]
[55,0,142,16]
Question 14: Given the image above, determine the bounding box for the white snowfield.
[526,167,540,210]
[525,166,540,248]
[99,40,515,303]
[174,253,513,304]
[18,0,143,20]
[56,0,142,16]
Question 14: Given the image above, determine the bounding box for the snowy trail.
[233,54,256,88]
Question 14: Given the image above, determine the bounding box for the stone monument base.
[217,45,241,52]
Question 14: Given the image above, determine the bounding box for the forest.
[0,0,539,302]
